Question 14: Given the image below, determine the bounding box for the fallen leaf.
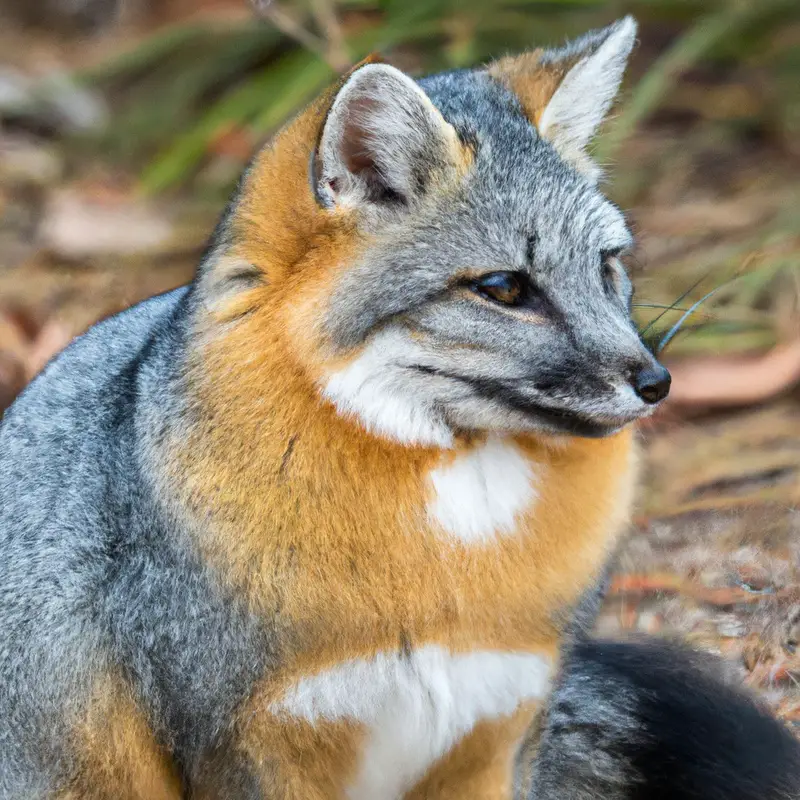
[0,305,38,412]
[0,304,73,410]
[39,189,175,259]
[24,319,73,379]
[0,350,26,413]
[665,337,800,409]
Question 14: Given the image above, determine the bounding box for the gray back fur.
[0,289,271,796]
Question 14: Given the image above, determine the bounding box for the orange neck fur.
[166,306,635,669]
[165,87,638,671]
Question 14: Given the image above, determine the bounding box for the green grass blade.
[596,2,767,162]
[140,51,332,194]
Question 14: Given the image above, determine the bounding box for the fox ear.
[315,62,463,213]
[489,16,637,179]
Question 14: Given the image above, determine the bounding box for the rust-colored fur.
[147,62,643,795]
[406,705,538,800]
[65,676,181,800]
[488,52,567,127]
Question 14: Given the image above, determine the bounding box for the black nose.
[633,364,671,404]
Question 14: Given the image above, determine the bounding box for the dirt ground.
[0,9,798,735]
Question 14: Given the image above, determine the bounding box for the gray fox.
[0,15,797,799]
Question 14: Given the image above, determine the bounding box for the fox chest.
[204,431,633,795]
[272,434,625,645]
[238,436,631,798]
[265,644,552,799]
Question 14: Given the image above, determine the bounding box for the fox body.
[2,15,797,800]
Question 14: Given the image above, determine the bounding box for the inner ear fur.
[313,61,469,212]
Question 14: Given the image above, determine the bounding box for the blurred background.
[0,0,798,729]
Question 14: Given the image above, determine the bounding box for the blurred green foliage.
[77,0,799,195]
[74,0,799,356]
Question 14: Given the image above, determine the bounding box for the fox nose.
[632,364,671,405]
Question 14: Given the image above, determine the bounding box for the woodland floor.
[0,8,798,736]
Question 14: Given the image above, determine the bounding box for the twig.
[251,0,329,66]
[309,0,350,72]
[251,0,349,73]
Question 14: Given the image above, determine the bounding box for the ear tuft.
[315,63,462,213]
[489,16,637,179]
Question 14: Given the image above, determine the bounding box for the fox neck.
[163,302,634,633]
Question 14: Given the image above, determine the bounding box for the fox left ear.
[488,16,637,179]
[314,62,465,216]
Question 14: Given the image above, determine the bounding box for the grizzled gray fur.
[0,289,273,796]
[1,15,798,800]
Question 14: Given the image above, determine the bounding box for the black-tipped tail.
[530,638,800,799]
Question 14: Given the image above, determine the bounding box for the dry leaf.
[0,304,73,411]
[665,338,800,409]
[24,319,72,379]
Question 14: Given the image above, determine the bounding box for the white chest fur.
[270,645,553,800]
[427,436,538,544]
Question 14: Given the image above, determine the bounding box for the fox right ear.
[314,63,464,214]
[489,17,637,180]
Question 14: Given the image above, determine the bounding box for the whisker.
[640,271,713,337]
[656,281,735,353]
[633,302,713,314]
[633,302,683,310]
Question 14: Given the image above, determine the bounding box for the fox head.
[200,16,670,448]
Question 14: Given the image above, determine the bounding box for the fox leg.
[62,677,182,800]
[405,704,539,800]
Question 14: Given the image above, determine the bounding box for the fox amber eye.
[474,272,525,306]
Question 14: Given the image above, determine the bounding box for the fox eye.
[473,271,526,306]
